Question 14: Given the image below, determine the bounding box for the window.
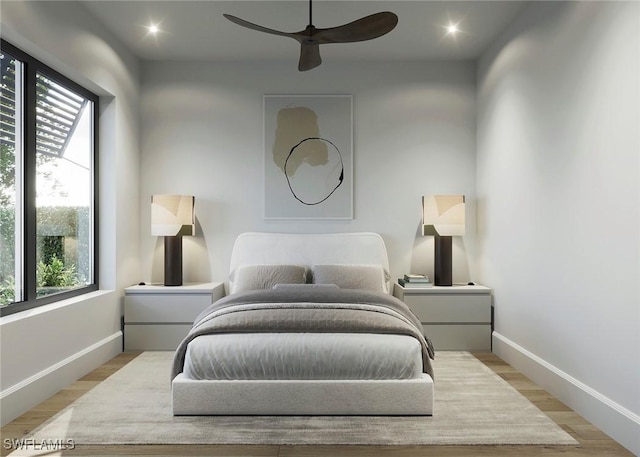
[1,40,98,316]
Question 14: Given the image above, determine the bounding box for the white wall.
[140,60,478,287]
[477,2,639,454]
[0,1,141,425]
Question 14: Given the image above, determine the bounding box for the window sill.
[0,290,115,325]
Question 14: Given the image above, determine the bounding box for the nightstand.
[393,283,492,351]
[124,282,225,350]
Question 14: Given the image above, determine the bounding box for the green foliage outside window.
[36,255,77,289]
[0,205,88,305]
[0,277,14,305]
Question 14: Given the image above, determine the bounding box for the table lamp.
[151,195,195,286]
[422,195,465,286]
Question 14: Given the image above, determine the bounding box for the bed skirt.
[172,373,434,415]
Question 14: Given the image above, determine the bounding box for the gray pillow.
[273,283,339,290]
[312,264,388,293]
[230,264,307,294]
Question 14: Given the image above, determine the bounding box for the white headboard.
[228,232,390,291]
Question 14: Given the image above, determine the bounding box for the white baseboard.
[492,331,640,456]
[0,332,122,426]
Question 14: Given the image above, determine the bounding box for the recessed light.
[446,23,460,35]
[146,23,160,36]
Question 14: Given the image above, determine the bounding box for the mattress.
[183,332,423,380]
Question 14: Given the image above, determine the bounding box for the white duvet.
[183,332,423,381]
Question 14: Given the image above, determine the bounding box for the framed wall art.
[264,95,353,219]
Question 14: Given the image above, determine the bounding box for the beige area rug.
[25,351,577,446]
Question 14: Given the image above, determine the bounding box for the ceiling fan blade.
[298,42,322,72]
[223,2,399,72]
[313,12,398,44]
[223,14,297,39]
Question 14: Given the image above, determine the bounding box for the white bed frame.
[172,232,434,415]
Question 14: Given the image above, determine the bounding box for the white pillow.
[230,264,307,294]
[312,264,389,293]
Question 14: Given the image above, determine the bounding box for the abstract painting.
[264,95,353,219]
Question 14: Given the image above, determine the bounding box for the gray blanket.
[171,288,435,380]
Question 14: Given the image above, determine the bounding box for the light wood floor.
[0,352,633,457]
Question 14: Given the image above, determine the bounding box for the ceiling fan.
[223,0,398,72]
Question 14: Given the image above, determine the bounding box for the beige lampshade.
[422,195,465,237]
[151,195,195,236]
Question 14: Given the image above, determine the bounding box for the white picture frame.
[264,95,353,219]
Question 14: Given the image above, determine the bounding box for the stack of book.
[397,274,432,288]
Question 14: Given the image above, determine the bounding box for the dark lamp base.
[164,236,183,286]
[434,235,453,286]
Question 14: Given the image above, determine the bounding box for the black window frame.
[1,40,99,317]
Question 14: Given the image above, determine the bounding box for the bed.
[171,232,435,415]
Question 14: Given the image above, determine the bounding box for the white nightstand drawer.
[124,324,192,351]
[403,295,491,323]
[125,294,213,323]
[424,324,491,351]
